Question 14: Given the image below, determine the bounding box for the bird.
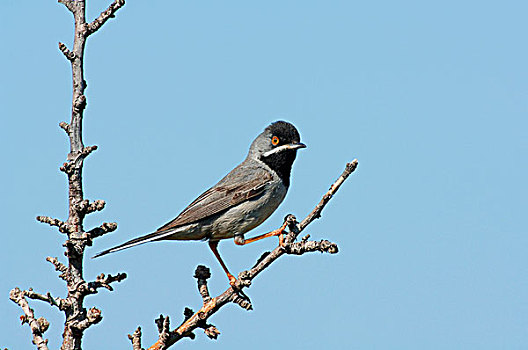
[93,121,306,285]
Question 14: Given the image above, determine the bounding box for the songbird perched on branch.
[93,121,306,285]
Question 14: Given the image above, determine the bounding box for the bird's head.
[248,121,306,186]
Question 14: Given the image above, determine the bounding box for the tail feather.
[92,230,176,259]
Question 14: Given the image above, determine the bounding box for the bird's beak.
[287,142,307,150]
[261,142,307,158]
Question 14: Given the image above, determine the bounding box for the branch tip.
[86,0,126,35]
[128,326,143,350]
[203,325,220,339]
[36,216,72,234]
[59,121,71,134]
[9,288,50,350]
[86,222,118,242]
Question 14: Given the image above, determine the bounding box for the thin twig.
[86,0,126,35]
[9,288,50,350]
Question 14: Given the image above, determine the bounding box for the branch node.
[73,94,87,113]
[70,307,102,332]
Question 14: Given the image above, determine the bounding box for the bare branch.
[86,272,127,293]
[283,239,339,255]
[36,216,73,234]
[86,222,118,241]
[12,0,126,348]
[46,256,69,281]
[144,160,358,349]
[86,0,126,35]
[25,289,69,311]
[299,159,358,231]
[9,288,50,350]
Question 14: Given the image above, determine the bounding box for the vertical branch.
[56,2,125,349]
[10,1,125,350]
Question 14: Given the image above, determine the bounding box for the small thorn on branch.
[58,42,75,61]
[36,216,72,234]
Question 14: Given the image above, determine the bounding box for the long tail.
[92,230,176,258]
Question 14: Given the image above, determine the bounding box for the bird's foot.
[235,221,290,246]
[227,273,237,286]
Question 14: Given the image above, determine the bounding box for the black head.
[248,121,306,187]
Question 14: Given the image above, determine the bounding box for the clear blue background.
[1,1,526,349]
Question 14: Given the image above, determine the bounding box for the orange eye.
[271,136,280,145]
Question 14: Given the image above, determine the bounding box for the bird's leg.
[208,240,237,286]
[234,221,288,246]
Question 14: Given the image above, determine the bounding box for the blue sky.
[1,1,527,349]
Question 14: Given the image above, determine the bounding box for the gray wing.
[156,164,273,232]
